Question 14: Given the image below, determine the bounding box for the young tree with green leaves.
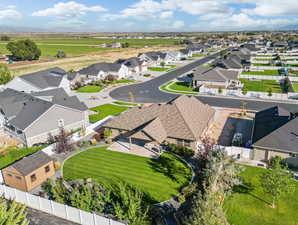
[259,157,294,208]
[7,39,41,61]
[160,61,165,68]
[0,198,29,225]
[0,64,13,85]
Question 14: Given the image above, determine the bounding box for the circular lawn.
[63,146,192,202]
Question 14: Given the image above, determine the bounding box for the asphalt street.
[110,51,298,112]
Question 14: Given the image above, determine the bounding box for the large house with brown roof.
[103,95,215,151]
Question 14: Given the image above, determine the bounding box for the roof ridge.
[214,68,228,81]
[172,97,197,140]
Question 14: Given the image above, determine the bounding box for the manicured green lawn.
[252,63,272,66]
[0,146,43,169]
[159,82,198,95]
[148,67,171,72]
[239,79,282,93]
[89,104,128,123]
[224,166,298,225]
[113,101,139,106]
[63,147,192,202]
[169,82,195,92]
[192,54,204,57]
[76,85,104,93]
[241,70,280,76]
[256,54,273,57]
[254,58,271,61]
[290,71,298,77]
[292,83,298,92]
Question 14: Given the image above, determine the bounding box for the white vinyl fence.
[0,184,125,225]
[224,146,253,160]
[239,74,283,81]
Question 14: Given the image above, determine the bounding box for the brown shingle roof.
[104,95,215,141]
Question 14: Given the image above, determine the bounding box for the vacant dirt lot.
[10,46,181,76]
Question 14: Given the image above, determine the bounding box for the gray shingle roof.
[78,62,121,76]
[115,57,143,68]
[193,67,239,82]
[252,106,298,154]
[9,151,53,176]
[0,88,87,130]
[20,67,66,89]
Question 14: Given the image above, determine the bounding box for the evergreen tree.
[0,198,29,225]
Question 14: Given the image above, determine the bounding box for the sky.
[0,0,298,32]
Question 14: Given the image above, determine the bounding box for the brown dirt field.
[10,46,181,76]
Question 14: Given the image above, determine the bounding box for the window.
[58,119,64,127]
[30,174,37,182]
[177,139,183,146]
[16,176,22,180]
[184,141,191,147]
[45,165,50,173]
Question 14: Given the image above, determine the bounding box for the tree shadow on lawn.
[148,156,191,187]
[233,181,271,206]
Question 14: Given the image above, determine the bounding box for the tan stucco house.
[103,95,215,151]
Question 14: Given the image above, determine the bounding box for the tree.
[6,39,41,61]
[160,61,165,68]
[268,88,272,97]
[0,64,13,84]
[56,50,66,58]
[185,142,241,225]
[241,87,248,96]
[0,197,29,225]
[0,35,10,41]
[259,157,294,208]
[121,42,129,48]
[54,128,74,154]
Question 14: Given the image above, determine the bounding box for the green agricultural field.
[76,85,104,93]
[241,70,280,76]
[224,166,298,225]
[0,38,180,58]
[63,147,192,202]
[89,104,128,123]
[240,79,282,93]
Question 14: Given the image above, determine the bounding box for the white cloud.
[160,11,173,19]
[172,20,185,29]
[242,0,298,16]
[103,0,232,21]
[32,1,107,18]
[0,9,21,19]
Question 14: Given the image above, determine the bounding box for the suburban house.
[0,88,88,147]
[192,66,241,92]
[186,43,207,54]
[103,95,215,151]
[78,62,129,81]
[138,51,166,67]
[115,57,148,75]
[164,49,192,63]
[213,49,251,70]
[2,151,55,192]
[5,67,71,93]
[251,106,298,161]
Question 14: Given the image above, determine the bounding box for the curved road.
[110,52,298,112]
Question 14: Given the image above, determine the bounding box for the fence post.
[93,213,97,225]
[50,200,54,214]
[38,196,42,210]
[79,209,83,224]
[65,205,69,220]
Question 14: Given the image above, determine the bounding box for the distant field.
[0,38,180,58]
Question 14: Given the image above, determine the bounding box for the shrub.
[164,143,194,159]
[56,50,66,58]
[0,64,13,85]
